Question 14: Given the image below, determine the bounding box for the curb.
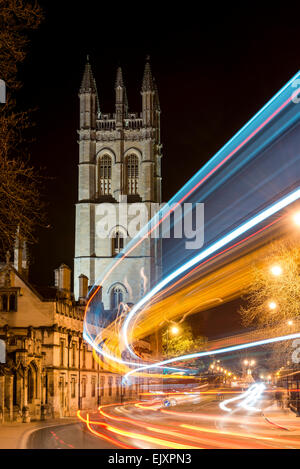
[18,419,79,449]
[262,413,290,431]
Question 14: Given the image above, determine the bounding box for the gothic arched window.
[111,286,124,310]
[112,231,124,256]
[127,154,139,195]
[99,155,112,195]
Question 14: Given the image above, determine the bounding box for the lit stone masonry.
[74,57,163,310]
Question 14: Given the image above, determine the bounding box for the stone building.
[0,58,161,422]
[0,250,150,422]
[74,57,162,308]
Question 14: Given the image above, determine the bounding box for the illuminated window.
[127,154,139,195]
[99,155,112,195]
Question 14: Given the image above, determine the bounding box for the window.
[0,293,17,312]
[60,340,64,366]
[72,342,76,367]
[91,377,96,397]
[127,154,139,195]
[82,377,87,398]
[108,376,113,396]
[99,155,112,195]
[111,286,124,310]
[82,345,86,368]
[112,231,124,256]
[100,376,105,396]
[71,377,76,398]
[116,378,120,397]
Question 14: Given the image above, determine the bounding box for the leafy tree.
[0,0,44,256]
[162,323,207,358]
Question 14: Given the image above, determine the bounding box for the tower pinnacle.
[115,66,124,88]
[142,56,154,92]
[80,57,97,94]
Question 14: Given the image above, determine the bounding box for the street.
[26,390,300,449]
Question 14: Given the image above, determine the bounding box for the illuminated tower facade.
[74,57,162,309]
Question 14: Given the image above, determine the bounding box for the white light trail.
[219,383,266,413]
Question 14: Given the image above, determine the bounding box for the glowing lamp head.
[270,265,282,276]
[269,301,277,310]
[293,212,300,226]
[170,326,179,335]
[244,359,249,366]
[288,320,293,326]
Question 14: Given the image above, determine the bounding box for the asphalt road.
[27,422,118,449]
[26,393,300,449]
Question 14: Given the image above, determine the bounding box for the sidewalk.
[0,418,78,449]
[263,403,300,431]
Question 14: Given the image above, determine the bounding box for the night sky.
[17,2,300,288]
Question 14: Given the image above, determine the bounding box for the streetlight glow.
[293,212,300,226]
[270,265,282,276]
[269,301,277,310]
[170,326,179,335]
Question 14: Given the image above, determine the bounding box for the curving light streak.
[84,72,300,364]
[219,383,266,413]
[122,186,300,354]
[124,331,300,380]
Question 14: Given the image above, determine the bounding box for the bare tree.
[0,0,44,255]
[240,237,300,367]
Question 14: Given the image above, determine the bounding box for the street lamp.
[288,320,294,326]
[293,212,300,226]
[170,326,179,335]
[270,265,282,276]
[269,301,277,310]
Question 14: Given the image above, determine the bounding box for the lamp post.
[243,359,256,379]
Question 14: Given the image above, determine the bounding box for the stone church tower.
[74,57,162,310]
